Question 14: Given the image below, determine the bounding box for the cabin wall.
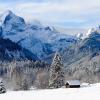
[66,84,80,88]
[69,85,80,88]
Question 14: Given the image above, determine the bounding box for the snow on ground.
[0,83,100,100]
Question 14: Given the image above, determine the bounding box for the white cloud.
[0,0,100,28]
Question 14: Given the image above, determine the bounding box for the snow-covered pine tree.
[0,79,6,93]
[49,52,65,88]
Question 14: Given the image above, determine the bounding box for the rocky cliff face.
[0,10,77,60]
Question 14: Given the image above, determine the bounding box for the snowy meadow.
[0,83,100,100]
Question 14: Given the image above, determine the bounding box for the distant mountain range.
[61,26,100,82]
[62,26,100,64]
[0,10,100,83]
[0,10,100,68]
[0,10,78,61]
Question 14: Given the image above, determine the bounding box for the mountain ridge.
[0,10,77,60]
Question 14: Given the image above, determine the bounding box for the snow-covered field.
[0,83,100,100]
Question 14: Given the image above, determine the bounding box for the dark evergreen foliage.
[49,52,65,88]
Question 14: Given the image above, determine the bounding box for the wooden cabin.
[65,80,80,88]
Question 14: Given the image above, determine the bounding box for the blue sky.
[0,0,100,29]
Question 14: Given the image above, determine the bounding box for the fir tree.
[0,80,6,93]
[49,52,65,88]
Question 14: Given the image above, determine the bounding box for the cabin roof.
[66,80,80,85]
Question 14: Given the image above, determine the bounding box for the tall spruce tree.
[49,52,65,88]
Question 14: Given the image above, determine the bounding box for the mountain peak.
[1,10,15,18]
[76,28,95,40]
[4,10,13,15]
[0,10,15,25]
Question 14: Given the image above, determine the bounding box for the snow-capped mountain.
[60,26,100,82]
[0,10,77,60]
[76,26,100,40]
[0,10,26,37]
[62,26,100,64]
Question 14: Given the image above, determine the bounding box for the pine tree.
[49,52,65,88]
[22,78,29,90]
[0,80,6,93]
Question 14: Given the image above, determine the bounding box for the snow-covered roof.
[66,80,80,85]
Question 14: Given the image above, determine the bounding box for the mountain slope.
[0,10,77,60]
[62,28,100,82]
[0,38,38,61]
